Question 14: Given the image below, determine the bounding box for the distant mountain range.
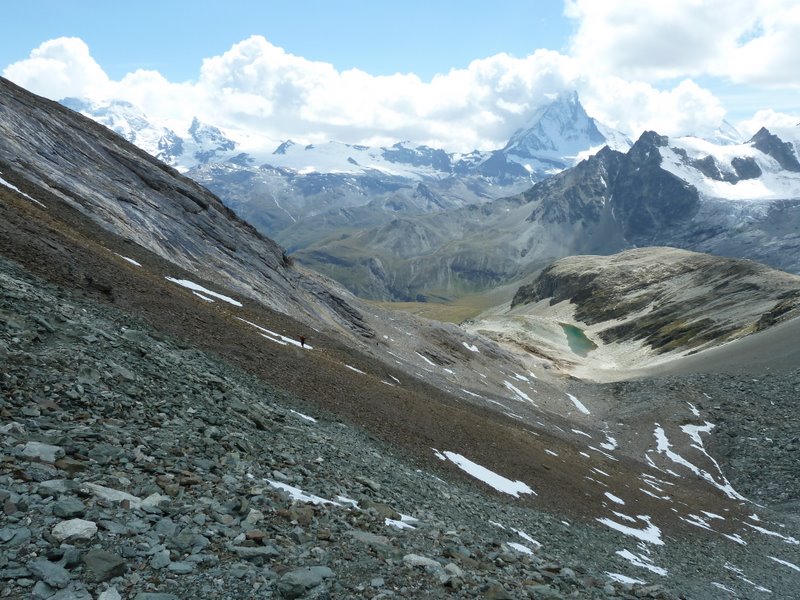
[60,92,631,241]
[60,90,800,305]
[291,126,800,301]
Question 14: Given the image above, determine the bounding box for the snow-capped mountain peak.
[656,127,800,201]
[60,90,630,182]
[59,98,239,171]
[505,91,610,159]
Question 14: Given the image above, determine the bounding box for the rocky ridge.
[290,126,800,302]
[510,247,800,354]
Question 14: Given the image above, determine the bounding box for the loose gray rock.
[27,558,71,589]
[19,441,65,463]
[51,518,97,542]
[97,588,123,600]
[83,549,127,583]
[525,584,564,599]
[149,549,171,570]
[403,554,442,569]
[277,566,334,599]
[48,583,92,600]
[166,561,194,574]
[52,497,86,518]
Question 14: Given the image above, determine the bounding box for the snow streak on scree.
[236,317,312,349]
[0,171,47,208]
[566,393,590,415]
[434,450,535,498]
[164,277,243,307]
[266,480,418,531]
[114,253,142,267]
[596,514,664,545]
[653,423,745,500]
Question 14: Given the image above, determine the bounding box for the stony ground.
[586,373,800,510]
[2,256,686,600]
[1,191,800,598]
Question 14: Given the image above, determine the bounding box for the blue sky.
[0,1,570,81]
[2,1,798,152]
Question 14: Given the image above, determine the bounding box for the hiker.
[299,335,306,348]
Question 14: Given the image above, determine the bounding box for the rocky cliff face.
[0,77,373,340]
[751,127,800,172]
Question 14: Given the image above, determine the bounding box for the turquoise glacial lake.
[560,323,597,357]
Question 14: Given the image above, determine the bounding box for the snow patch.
[605,492,625,505]
[415,352,437,367]
[566,393,590,415]
[769,556,800,573]
[513,529,542,549]
[165,277,242,307]
[267,481,339,505]
[442,451,536,497]
[745,522,799,545]
[507,542,534,555]
[600,434,618,451]
[386,513,417,530]
[723,533,747,545]
[0,173,47,207]
[236,318,312,349]
[462,342,479,353]
[616,549,668,576]
[606,573,645,585]
[653,424,745,500]
[681,514,714,531]
[504,381,535,404]
[290,409,317,423]
[115,254,142,267]
[596,515,664,545]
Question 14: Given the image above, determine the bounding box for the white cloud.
[1,30,786,153]
[581,78,727,139]
[737,109,800,138]
[3,37,110,99]
[726,3,800,86]
[565,0,800,88]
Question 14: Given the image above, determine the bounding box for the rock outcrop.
[511,247,800,353]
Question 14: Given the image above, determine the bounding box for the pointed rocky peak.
[504,91,608,158]
[187,116,202,137]
[749,127,800,172]
[273,140,296,155]
[188,118,236,150]
[627,130,669,166]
